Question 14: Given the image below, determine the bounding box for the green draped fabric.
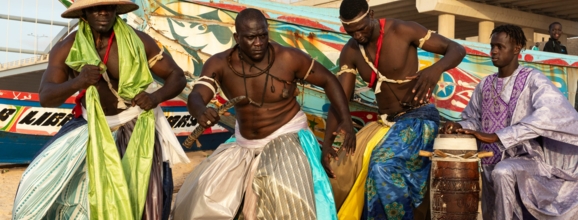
[65,17,155,220]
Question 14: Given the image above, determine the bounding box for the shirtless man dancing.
[13,0,188,219]
[173,8,355,220]
[323,0,466,219]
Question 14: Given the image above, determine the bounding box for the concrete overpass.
[0,17,78,79]
[290,0,578,51]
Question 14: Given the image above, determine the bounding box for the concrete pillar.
[438,14,455,39]
[478,21,494,44]
[522,27,534,49]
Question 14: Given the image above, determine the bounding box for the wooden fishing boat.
[0,88,232,164]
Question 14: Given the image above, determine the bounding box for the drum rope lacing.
[429,149,479,159]
[429,150,484,173]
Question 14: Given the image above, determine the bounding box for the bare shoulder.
[271,43,316,79]
[390,19,425,37]
[390,18,452,45]
[210,48,231,63]
[133,29,161,56]
[45,31,78,68]
[274,42,309,63]
[342,38,360,55]
[134,29,155,45]
[51,31,77,58]
[270,42,314,71]
[388,18,404,27]
[341,38,359,53]
[202,49,231,75]
[390,18,421,31]
[60,31,78,45]
[42,31,78,83]
[338,38,360,66]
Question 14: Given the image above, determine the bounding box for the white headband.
[340,7,370,25]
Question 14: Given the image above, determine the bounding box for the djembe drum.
[419,134,493,220]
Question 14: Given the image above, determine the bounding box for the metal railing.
[0,0,78,74]
[0,54,49,71]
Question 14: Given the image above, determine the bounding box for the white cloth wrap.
[81,104,190,166]
[235,110,308,149]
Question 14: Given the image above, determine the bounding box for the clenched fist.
[132,92,160,111]
[196,107,219,128]
[75,65,102,89]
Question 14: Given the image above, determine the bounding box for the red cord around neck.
[368,19,386,88]
[72,31,115,118]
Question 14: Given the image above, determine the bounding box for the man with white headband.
[321,0,466,219]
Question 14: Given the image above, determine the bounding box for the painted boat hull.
[0,131,232,164]
[0,89,232,164]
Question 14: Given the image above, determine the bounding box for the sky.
[0,0,70,64]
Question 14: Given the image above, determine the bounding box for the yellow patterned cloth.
[329,122,390,219]
[331,104,439,219]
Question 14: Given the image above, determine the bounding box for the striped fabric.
[13,125,90,219]
[44,161,90,220]
[253,133,316,219]
[13,117,172,220]
[173,131,322,220]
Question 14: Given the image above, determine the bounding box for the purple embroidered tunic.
[480,67,531,164]
[458,65,578,219]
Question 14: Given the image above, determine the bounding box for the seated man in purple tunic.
[441,24,578,219]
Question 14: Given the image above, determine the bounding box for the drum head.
[437,134,475,138]
[433,134,477,151]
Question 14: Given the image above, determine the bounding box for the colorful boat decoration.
[124,0,577,127]
[0,88,232,164]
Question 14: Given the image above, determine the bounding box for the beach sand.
[0,166,26,220]
[0,150,213,220]
[1,150,483,219]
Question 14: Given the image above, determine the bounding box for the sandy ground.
[0,166,25,220]
[1,150,483,219]
[0,150,213,220]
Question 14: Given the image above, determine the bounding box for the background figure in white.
[442,24,578,220]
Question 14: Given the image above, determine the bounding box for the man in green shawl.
[12,0,188,219]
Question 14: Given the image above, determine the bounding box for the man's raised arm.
[398,21,466,105]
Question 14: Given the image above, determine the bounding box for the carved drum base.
[430,160,480,220]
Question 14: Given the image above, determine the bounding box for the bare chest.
[220,61,298,104]
[355,35,418,84]
[97,42,120,81]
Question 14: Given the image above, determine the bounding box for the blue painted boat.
[0,89,233,164]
